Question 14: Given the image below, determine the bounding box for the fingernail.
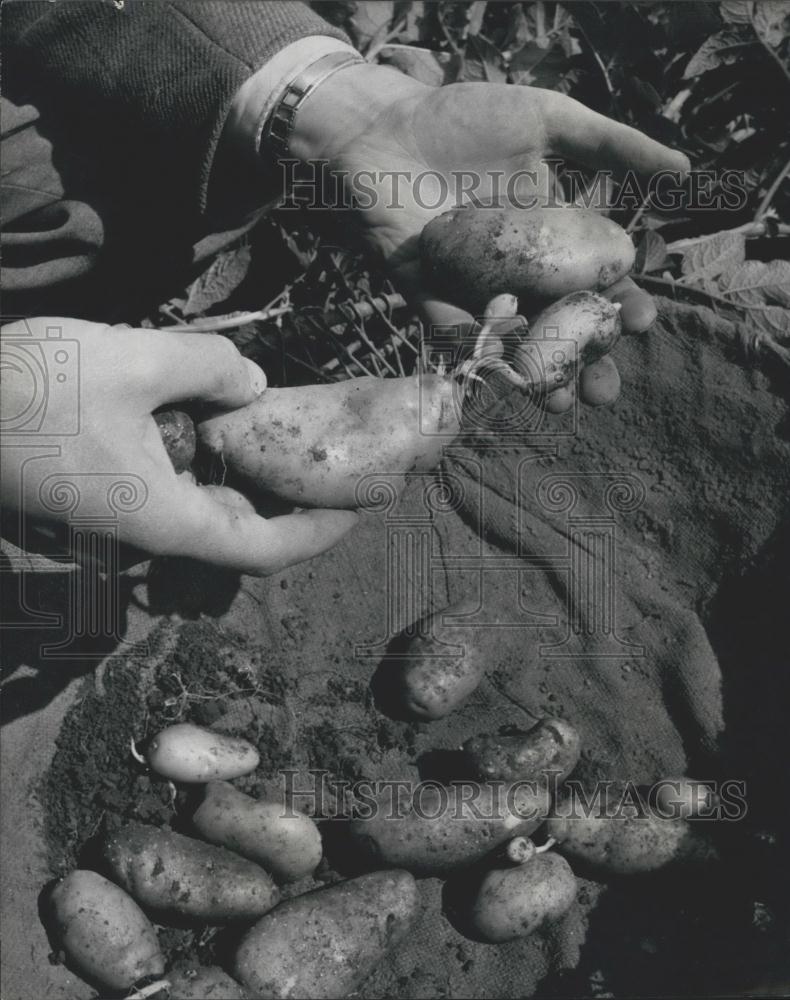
[244,358,267,396]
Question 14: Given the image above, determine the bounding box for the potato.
[381,599,486,721]
[154,408,196,473]
[579,354,621,406]
[47,870,164,992]
[348,781,551,876]
[233,870,418,999]
[167,963,248,999]
[503,835,536,865]
[198,374,460,510]
[546,788,716,875]
[420,206,635,312]
[102,822,279,923]
[469,852,577,942]
[512,291,622,391]
[145,723,259,783]
[462,718,581,784]
[191,781,322,882]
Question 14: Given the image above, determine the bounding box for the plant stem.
[755,155,790,220]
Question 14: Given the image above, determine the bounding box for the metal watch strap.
[261,50,365,161]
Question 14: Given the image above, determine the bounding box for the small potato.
[102,822,278,923]
[547,788,716,875]
[47,870,164,992]
[154,409,196,473]
[167,963,248,999]
[233,869,418,1000]
[349,781,550,876]
[513,291,622,391]
[381,599,486,721]
[192,781,322,882]
[420,206,635,312]
[462,718,581,784]
[470,852,577,942]
[145,723,259,783]
[579,354,621,406]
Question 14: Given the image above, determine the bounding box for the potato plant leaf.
[752,1,790,48]
[635,231,668,274]
[679,230,746,280]
[183,246,253,317]
[719,1,754,24]
[683,28,755,77]
[463,34,508,83]
[683,250,790,341]
[501,3,532,52]
[720,260,790,308]
[510,40,553,74]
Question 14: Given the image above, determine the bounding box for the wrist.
[287,62,429,165]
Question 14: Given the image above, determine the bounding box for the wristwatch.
[261,50,365,162]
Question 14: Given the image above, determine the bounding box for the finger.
[128,330,267,409]
[538,90,690,180]
[416,292,476,334]
[602,276,657,333]
[579,356,621,407]
[156,479,358,575]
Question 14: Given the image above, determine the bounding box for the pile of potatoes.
[44,708,717,999]
[46,722,420,999]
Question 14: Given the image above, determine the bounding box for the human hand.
[0,318,357,573]
[289,64,690,409]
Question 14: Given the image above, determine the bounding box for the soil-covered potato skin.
[233,869,418,1000]
[154,409,196,473]
[348,782,551,876]
[48,870,164,992]
[146,722,260,783]
[470,853,577,942]
[387,599,488,721]
[462,718,581,783]
[198,374,460,509]
[191,781,322,883]
[513,291,622,390]
[102,822,279,923]
[168,963,249,999]
[420,206,635,312]
[546,791,717,876]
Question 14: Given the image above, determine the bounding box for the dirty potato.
[420,206,635,312]
[233,870,418,999]
[102,822,278,923]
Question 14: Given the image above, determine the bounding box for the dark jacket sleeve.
[2,0,350,221]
